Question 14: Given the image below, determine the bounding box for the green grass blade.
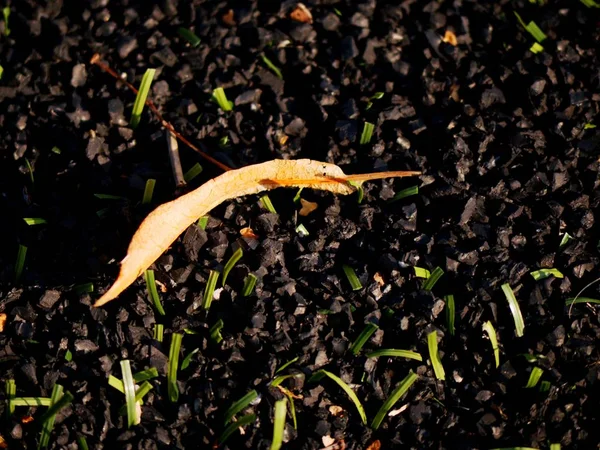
[77,436,89,450]
[445,295,455,336]
[23,217,47,225]
[242,273,257,297]
[427,331,445,381]
[120,360,138,427]
[168,333,183,403]
[183,163,203,182]
[565,297,600,306]
[212,87,233,112]
[224,390,259,424]
[202,269,220,310]
[530,268,564,281]
[490,448,542,450]
[270,398,287,450]
[270,373,304,388]
[482,321,500,368]
[525,21,547,42]
[72,282,94,295]
[177,27,201,47]
[5,380,16,417]
[2,6,10,36]
[342,264,363,291]
[366,349,423,361]
[130,68,156,128]
[142,179,156,205]
[260,54,283,79]
[260,194,277,213]
[317,370,367,424]
[197,216,209,230]
[118,381,153,416]
[153,323,164,342]
[422,267,444,291]
[134,367,159,383]
[276,356,299,373]
[217,413,256,447]
[209,319,224,344]
[39,391,73,423]
[94,193,126,200]
[38,384,64,449]
[222,247,243,286]
[525,367,544,388]
[296,223,309,236]
[388,185,419,203]
[413,266,430,278]
[181,348,200,370]
[15,244,27,282]
[371,371,418,429]
[360,122,375,145]
[349,323,378,355]
[144,270,166,316]
[108,375,124,393]
[10,397,52,407]
[286,393,297,429]
[550,444,561,450]
[501,283,525,337]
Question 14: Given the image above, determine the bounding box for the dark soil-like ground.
[1,0,600,448]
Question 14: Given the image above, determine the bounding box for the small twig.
[89,54,232,173]
[167,131,186,188]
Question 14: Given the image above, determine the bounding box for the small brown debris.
[299,198,318,216]
[0,434,7,449]
[373,272,385,286]
[21,415,34,424]
[328,405,344,416]
[366,440,381,450]
[0,313,6,333]
[222,9,235,26]
[442,30,457,46]
[240,227,258,239]
[279,134,289,146]
[290,3,313,24]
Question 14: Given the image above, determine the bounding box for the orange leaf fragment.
[21,415,34,424]
[0,435,7,449]
[373,272,385,286]
[94,159,419,307]
[299,198,318,216]
[290,3,313,24]
[442,30,457,46]
[366,440,381,450]
[240,227,258,239]
[0,313,6,333]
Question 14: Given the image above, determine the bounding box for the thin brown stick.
[167,131,186,188]
[89,53,232,173]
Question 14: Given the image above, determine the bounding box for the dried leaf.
[240,227,258,239]
[0,313,6,333]
[328,405,344,416]
[366,440,381,450]
[442,30,457,46]
[290,3,313,24]
[94,160,419,307]
[299,198,318,216]
[373,272,385,286]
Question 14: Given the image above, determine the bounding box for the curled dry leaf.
[299,198,318,216]
[94,159,419,307]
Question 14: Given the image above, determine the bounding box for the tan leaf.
[328,405,344,416]
[373,272,385,286]
[299,198,318,216]
[94,159,419,307]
